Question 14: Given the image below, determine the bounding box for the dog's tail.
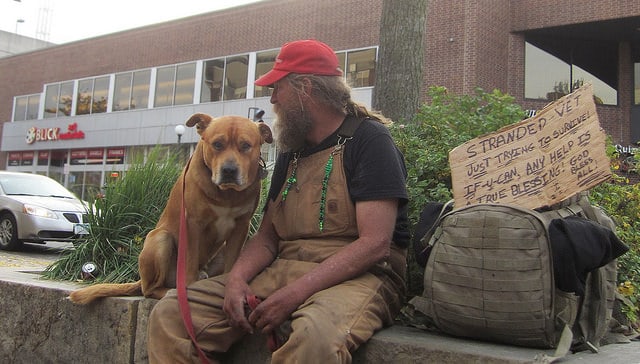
[68,281,143,305]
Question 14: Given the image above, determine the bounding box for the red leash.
[245,295,283,352]
[176,156,281,360]
[176,157,211,364]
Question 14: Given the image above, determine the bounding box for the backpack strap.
[418,199,454,260]
[534,325,574,363]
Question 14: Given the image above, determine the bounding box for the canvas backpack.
[405,193,627,360]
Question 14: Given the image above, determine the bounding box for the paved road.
[0,241,74,269]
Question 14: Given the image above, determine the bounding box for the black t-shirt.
[267,117,410,247]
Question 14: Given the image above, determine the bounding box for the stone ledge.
[0,269,637,363]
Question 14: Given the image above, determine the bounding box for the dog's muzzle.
[217,160,242,186]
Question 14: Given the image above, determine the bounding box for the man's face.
[271,79,313,153]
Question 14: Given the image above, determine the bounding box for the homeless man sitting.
[147,39,410,364]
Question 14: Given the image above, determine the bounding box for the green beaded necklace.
[281,136,350,232]
[281,153,299,202]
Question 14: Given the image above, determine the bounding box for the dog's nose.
[220,162,239,182]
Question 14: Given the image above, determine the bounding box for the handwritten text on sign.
[449,84,611,209]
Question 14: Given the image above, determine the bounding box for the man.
[147,39,409,363]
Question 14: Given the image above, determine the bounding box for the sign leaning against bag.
[449,83,611,210]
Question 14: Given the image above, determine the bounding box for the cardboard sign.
[450,83,611,209]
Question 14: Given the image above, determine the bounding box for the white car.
[0,171,89,250]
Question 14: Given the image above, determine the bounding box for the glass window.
[225,55,248,100]
[13,96,27,121]
[127,146,146,164]
[336,51,346,75]
[59,81,73,117]
[154,63,195,107]
[44,82,73,118]
[254,50,278,97]
[155,66,176,107]
[131,69,150,109]
[92,76,109,113]
[346,48,376,87]
[44,84,60,118]
[174,63,196,105]
[200,56,248,102]
[77,76,110,114]
[525,41,617,105]
[113,70,151,111]
[50,150,66,167]
[201,59,225,103]
[37,151,49,166]
[635,63,640,105]
[27,94,39,120]
[113,72,132,111]
[77,79,93,115]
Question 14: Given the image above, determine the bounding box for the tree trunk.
[373,0,427,123]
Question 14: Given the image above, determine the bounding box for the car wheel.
[0,213,22,251]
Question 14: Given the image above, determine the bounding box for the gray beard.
[273,104,313,153]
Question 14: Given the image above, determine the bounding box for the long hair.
[286,73,392,125]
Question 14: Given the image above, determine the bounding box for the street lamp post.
[174,124,186,162]
[15,19,24,34]
[174,124,185,145]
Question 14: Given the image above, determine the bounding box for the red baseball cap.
[255,39,343,87]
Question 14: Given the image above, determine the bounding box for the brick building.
[0,0,638,197]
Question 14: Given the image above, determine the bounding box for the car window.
[0,175,75,198]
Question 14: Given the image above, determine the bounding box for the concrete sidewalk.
[1,266,639,363]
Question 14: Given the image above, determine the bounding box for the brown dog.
[69,113,273,304]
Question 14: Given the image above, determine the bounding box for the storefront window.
[346,48,376,87]
[106,148,125,164]
[525,41,617,105]
[113,72,132,111]
[155,66,176,107]
[113,70,150,111]
[93,76,109,113]
[20,152,33,166]
[201,59,225,102]
[132,70,150,109]
[12,94,40,121]
[13,96,27,121]
[155,63,196,107]
[174,63,196,105]
[336,52,346,76]
[225,55,248,100]
[37,151,49,166]
[50,150,67,167]
[77,76,109,115]
[635,63,640,105]
[76,79,92,115]
[26,94,40,120]
[201,55,249,103]
[254,50,278,97]
[44,81,73,118]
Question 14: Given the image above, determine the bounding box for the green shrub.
[43,147,183,283]
[590,146,640,323]
[390,86,526,295]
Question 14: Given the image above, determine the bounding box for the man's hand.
[247,285,302,334]
[223,277,254,333]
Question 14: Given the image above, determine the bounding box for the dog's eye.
[239,142,251,152]
[213,141,224,151]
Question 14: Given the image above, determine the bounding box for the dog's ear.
[257,122,273,144]
[186,113,213,137]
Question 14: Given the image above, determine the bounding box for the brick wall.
[0,0,383,123]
